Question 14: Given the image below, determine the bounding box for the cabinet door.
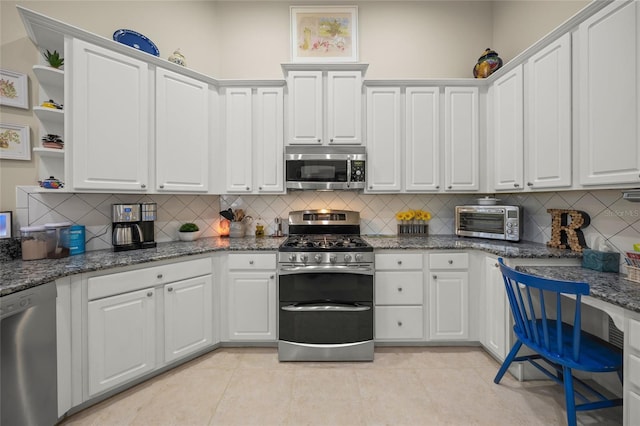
[444,87,479,191]
[227,271,276,341]
[491,65,524,191]
[405,87,440,191]
[483,257,509,360]
[366,86,402,192]
[429,271,469,340]
[87,288,156,396]
[255,87,284,193]
[526,33,572,189]
[71,39,149,191]
[164,275,213,363]
[375,306,424,340]
[578,0,640,185]
[156,68,209,192]
[327,71,362,145]
[225,88,253,192]
[287,71,323,144]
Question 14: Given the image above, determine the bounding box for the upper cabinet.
[70,39,150,191]
[577,0,640,186]
[284,65,366,145]
[444,87,479,191]
[222,85,285,194]
[155,68,210,192]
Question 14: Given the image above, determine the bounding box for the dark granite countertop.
[1,234,581,298]
[363,235,583,259]
[1,236,285,297]
[516,265,640,313]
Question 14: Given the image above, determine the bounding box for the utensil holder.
[229,222,245,238]
[397,222,429,237]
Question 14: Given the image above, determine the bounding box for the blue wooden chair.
[494,258,623,426]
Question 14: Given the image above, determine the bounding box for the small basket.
[626,265,640,283]
[397,223,429,237]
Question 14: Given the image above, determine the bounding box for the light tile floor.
[60,347,623,426]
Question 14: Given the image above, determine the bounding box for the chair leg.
[494,340,523,384]
[563,366,577,426]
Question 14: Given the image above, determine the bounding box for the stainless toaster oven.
[455,205,522,242]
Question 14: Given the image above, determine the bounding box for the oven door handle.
[278,265,373,275]
[281,303,371,312]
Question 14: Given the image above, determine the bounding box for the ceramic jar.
[229,222,245,238]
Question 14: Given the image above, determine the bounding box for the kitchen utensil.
[235,209,245,222]
[220,209,234,221]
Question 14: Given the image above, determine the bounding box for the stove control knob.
[354,253,363,262]
[300,254,308,263]
[288,254,297,262]
[344,254,352,263]
[314,254,323,263]
[329,255,337,264]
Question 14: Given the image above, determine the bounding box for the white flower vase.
[178,231,200,241]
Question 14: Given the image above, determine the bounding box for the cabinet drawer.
[375,271,423,305]
[88,257,212,300]
[375,253,423,270]
[628,390,640,425]
[629,318,640,352]
[429,252,468,269]
[375,306,424,340]
[228,253,276,270]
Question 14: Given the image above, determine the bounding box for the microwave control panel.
[351,161,366,182]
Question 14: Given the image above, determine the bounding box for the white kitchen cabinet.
[286,68,363,145]
[223,86,284,193]
[155,67,209,192]
[87,287,156,397]
[374,253,425,341]
[482,256,509,360]
[226,253,277,341]
[626,316,640,424]
[405,87,441,192]
[491,65,524,191]
[578,0,640,186]
[428,253,469,340]
[365,86,402,192]
[86,257,213,397]
[444,87,479,191]
[525,33,572,190]
[70,39,150,191]
[164,275,213,363]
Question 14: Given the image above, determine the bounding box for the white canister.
[229,222,245,238]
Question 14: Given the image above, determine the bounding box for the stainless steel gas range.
[277,209,374,362]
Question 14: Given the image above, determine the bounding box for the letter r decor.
[547,209,591,253]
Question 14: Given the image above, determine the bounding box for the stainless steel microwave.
[455,205,522,242]
[285,146,366,190]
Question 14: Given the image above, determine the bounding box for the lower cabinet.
[226,253,277,341]
[374,252,425,340]
[482,256,509,360]
[626,316,640,424]
[428,253,469,341]
[86,257,213,397]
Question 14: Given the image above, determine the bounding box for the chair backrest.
[497,258,590,362]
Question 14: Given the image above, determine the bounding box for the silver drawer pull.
[448,260,453,265]
[397,321,403,327]
[397,287,403,292]
[167,287,173,292]
[281,304,370,312]
[157,274,163,279]
[249,260,254,265]
[397,260,402,265]
[147,291,153,297]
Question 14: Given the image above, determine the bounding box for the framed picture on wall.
[0,211,12,239]
[0,69,29,109]
[0,123,31,160]
[290,6,358,63]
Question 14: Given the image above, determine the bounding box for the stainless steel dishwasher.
[1,281,57,426]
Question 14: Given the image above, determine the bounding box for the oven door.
[278,271,374,361]
[456,208,507,240]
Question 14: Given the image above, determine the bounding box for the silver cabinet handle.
[147,291,153,297]
[270,275,274,279]
[397,287,403,292]
[433,275,437,279]
[167,287,173,292]
[159,185,164,189]
[527,182,533,187]
[397,260,402,265]
[249,260,254,265]
[281,303,370,312]
[317,138,321,143]
[141,184,146,189]
[330,138,334,142]
[448,185,452,189]
[157,273,163,279]
[397,321,403,327]
[494,263,499,268]
[246,186,250,191]
[514,183,520,187]
[435,185,440,189]
[259,186,262,190]
[448,260,453,265]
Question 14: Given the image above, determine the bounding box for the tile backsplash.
[12,186,640,261]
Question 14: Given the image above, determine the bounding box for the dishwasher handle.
[281,303,370,312]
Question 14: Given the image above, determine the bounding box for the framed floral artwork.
[0,69,29,109]
[290,6,358,63]
[0,123,31,161]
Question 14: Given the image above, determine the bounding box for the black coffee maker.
[111,203,157,251]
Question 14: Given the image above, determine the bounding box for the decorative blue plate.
[113,29,159,56]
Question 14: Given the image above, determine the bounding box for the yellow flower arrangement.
[395,209,431,222]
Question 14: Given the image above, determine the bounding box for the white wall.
[0,0,587,211]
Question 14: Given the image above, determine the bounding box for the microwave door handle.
[346,159,351,188]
